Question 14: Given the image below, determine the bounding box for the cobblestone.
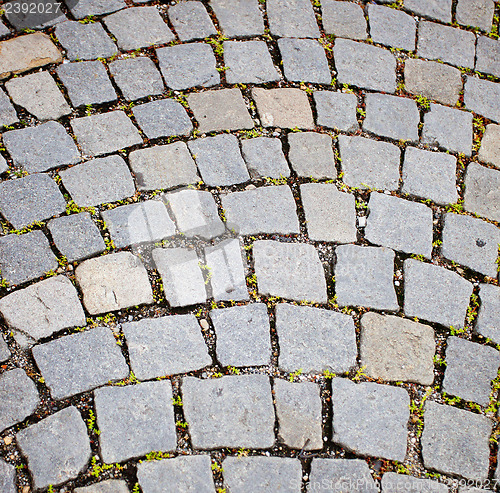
[381,473,448,493]
[463,162,500,222]
[456,0,495,32]
[309,459,378,492]
[267,0,320,38]
[288,132,336,179]
[240,137,290,179]
[321,0,367,40]
[0,89,18,127]
[313,90,359,132]
[404,0,452,23]
[0,336,10,362]
[476,284,500,343]
[74,480,129,493]
[0,460,15,493]
[476,36,500,78]
[464,76,500,123]
[479,124,500,168]
[210,0,265,38]
[168,1,216,41]
[67,0,126,19]
[368,4,416,51]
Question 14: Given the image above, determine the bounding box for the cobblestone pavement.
[0,0,499,492]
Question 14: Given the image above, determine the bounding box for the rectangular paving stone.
[402,147,458,205]
[138,456,215,493]
[476,284,500,343]
[95,381,177,463]
[241,137,290,179]
[224,40,281,85]
[55,20,118,61]
[5,71,71,121]
[182,375,275,449]
[363,93,419,142]
[0,33,62,79]
[368,4,416,51]
[456,0,494,31]
[0,231,57,286]
[274,379,322,450]
[75,480,129,493]
[421,402,491,480]
[405,58,463,109]
[321,0,367,40]
[205,238,248,301]
[334,38,397,93]
[335,245,398,311]
[267,0,320,37]
[32,326,128,400]
[404,0,452,23]
[210,303,271,367]
[166,189,225,239]
[188,134,250,186]
[365,192,433,257]
[476,36,500,78]
[422,103,473,156]
[168,1,216,41]
[331,379,410,461]
[276,303,357,373]
[57,60,117,107]
[278,38,331,85]
[443,336,500,406]
[442,213,500,277]
[360,312,435,386]
[313,91,359,132]
[252,88,314,129]
[0,275,86,341]
[3,121,80,173]
[61,155,136,207]
[66,0,126,19]
[464,76,500,123]
[0,88,18,127]
[103,6,175,51]
[417,21,475,69]
[404,259,473,328]
[132,99,193,139]
[309,459,378,492]
[255,240,328,303]
[0,173,66,229]
[188,89,253,133]
[210,0,264,37]
[381,472,448,493]
[71,111,142,156]
[479,124,500,169]
[338,135,400,190]
[102,200,176,248]
[109,57,164,100]
[152,247,207,307]
[129,142,200,191]
[222,185,299,235]
[464,162,500,222]
[122,314,211,379]
[301,183,356,243]
[0,459,16,493]
[157,43,220,91]
[16,407,91,490]
[288,132,336,179]
[75,251,153,315]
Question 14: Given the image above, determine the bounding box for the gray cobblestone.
[368,4,416,51]
[152,248,207,307]
[335,245,398,311]
[334,38,397,93]
[61,155,135,207]
[464,76,500,123]
[276,303,357,373]
[75,251,153,315]
[122,315,211,379]
[33,326,129,400]
[338,135,400,191]
[288,132,336,179]
[95,381,177,463]
[443,336,500,406]
[456,0,495,32]
[0,460,15,493]
[360,312,436,386]
[365,192,433,257]
[210,0,265,38]
[183,375,275,448]
[241,137,290,179]
[321,0,367,40]
[381,472,448,493]
[0,369,39,432]
[0,275,86,341]
[313,91,359,131]
[331,379,410,462]
[132,99,193,139]
[479,123,500,168]
[0,155,6,175]
[442,212,500,277]
[404,259,473,328]
[157,43,219,91]
[16,406,91,490]
[476,284,500,343]
[0,173,66,229]
[421,401,491,479]
[0,336,10,362]
[0,89,18,127]
[210,303,271,367]
[168,1,216,41]
[0,231,58,286]
[422,104,473,156]
[267,0,320,38]
[188,89,253,133]
[402,147,458,205]
[188,134,250,186]
[476,36,500,78]
[66,0,126,19]
[3,121,80,173]
[464,162,500,222]
[75,480,129,493]
[404,0,452,23]
[301,183,357,243]
[222,185,299,235]
[129,142,200,191]
[254,240,327,303]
